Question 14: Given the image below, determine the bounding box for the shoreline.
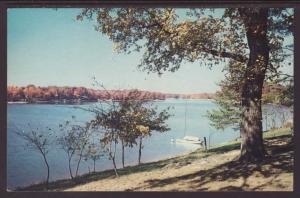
[14,127,293,191]
[7,98,216,105]
[11,146,202,191]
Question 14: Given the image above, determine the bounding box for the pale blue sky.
[7,8,293,94]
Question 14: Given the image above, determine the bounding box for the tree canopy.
[77,8,292,77]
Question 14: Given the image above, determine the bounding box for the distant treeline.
[262,82,293,107]
[7,85,215,103]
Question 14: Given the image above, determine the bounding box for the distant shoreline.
[7,85,216,102]
[7,98,215,105]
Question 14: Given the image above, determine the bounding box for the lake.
[7,99,292,189]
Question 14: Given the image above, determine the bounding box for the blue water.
[7,99,292,189]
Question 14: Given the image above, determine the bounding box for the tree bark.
[68,157,74,179]
[238,8,269,162]
[138,136,143,165]
[41,152,50,188]
[93,159,96,172]
[75,146,86,177]
[111,140,118,177]
[121,139,125,168]
[75,154,82,177]
[111,154,118,177]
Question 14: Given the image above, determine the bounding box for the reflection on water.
[7,99,292,189]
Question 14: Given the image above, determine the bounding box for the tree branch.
[202,47,248,63]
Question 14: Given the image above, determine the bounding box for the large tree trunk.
[238,8,269,162]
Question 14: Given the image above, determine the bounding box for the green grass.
[206,127,292,154]
[17,127,293,191]
[263,127,292,138]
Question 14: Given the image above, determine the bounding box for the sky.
[7,8,293,94]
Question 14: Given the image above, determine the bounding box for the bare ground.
[62,134,293,192]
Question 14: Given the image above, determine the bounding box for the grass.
[263,127,292,138]
[206,127,292,154]
[16,127,293,191]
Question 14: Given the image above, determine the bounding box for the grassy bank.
[17,127,293,191]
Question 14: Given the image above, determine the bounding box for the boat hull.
[175,139,203,145]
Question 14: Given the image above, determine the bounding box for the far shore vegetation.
[7,85,214,104]
[7,81,292,107]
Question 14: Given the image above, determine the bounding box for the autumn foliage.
[7,85,215,103]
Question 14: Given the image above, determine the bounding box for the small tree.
[128,104,171,165]
[57,121,77,179]
[117,90,147,167]
[88,83,171,174]
[83,141,104,173]
[74,122,92,177]
[91,110,120,176]
[15,124,52,188]
[114,93,171,165]
[57,118,92,179]
[136,125,149,165]
[101,129,119,176]
[115,90,141,168]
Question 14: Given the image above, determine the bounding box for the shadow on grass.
[207,142,240,154]
[133,135,293,191]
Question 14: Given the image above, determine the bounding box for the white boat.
[174,100,203,145]
[176,136,203,145]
